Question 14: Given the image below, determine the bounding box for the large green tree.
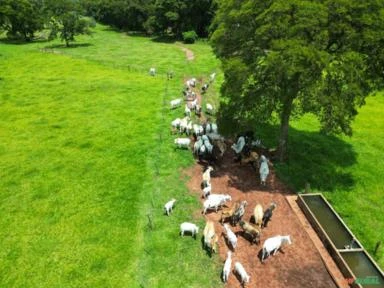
[0,0,45,41]
[211,0,384,161]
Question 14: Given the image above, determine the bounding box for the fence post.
[305,182,311,194]
[374,241,381,256]
[147,213,153,230]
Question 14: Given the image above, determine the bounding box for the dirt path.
[179,46,195,61]
[185,152,340,288]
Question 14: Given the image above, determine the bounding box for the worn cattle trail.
[179,46,195,61]
[185,151,340,288]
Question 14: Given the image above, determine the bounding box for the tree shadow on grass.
[0,37,49,45]
[275,127,356,192]
[213,123,356,193]
[44,43,93,49]
[151,35,177,44]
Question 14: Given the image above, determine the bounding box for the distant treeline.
[0,0,217,43]
[82,0,217,38]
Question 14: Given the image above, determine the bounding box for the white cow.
[206,103,214,114]
[180,222,199,238]
[234,262,250,286]
[170,98,182,109]
[174,138,191,149]
[261,235,292,262]
[222,251,232,283]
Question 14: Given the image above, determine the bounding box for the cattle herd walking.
[160,70,292,287]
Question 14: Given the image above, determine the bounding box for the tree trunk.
[277,96,294,162]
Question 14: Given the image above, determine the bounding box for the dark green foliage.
[81,0,150,31]
[0,0,45,41]
[182,30,198,44]
[211,0,384,161]
[47,0,95,47]
[144,0,216,38]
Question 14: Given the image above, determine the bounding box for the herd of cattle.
[160,71,292,287]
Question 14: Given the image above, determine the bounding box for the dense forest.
[0,0,217,44]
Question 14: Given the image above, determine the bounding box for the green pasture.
[0,24,222,287]
[257,94,384,268]
[0,21,383,288]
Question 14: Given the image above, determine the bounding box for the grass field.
[257,95,384,268]
[0,25,222,287]
[1,22,383,287]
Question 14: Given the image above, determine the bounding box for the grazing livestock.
[234,262,250,286]
[209,72,216,83]
[206,103,214,115]
[220,201,240,224]
[203,195,231,214]
[195,104,202,117]
[207,194,232,203]
[190,98,198,110]
[232,200,248,225]
[171,118,181,129]
[174,138,191,149]
[164,198,176,216]
[193,124,204,136]
[253,204,264,228]
[262,202,277,228]
[149,67,156,76]
[180,222,199,238]
[261,235,292,262]
[222,251,232,283]
[170,98,182,109]
[203,220,218,254]
[194,137,203,155]
[186,78,196,87]
[223,224,237,250]
[179,116,190,134]
[239,220,261,244]
[259,155,270,185]
[201,83,209,93]
[202,182,211,198]
[241,151,259,170]
[231,136,246,155]
[185,105,191,117]
[202,166,214,186]
[205,123,218,134]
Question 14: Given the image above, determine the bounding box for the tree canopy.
[211,0,384,161]
[0,0,45,41]
[47,0,94,47]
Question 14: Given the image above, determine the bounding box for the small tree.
[182,30,198,44]
[47,0,94,47]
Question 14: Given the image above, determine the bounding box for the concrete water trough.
[298,193,384,288]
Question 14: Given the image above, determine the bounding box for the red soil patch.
[185,153,340,288]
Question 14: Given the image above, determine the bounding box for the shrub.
[182,30,198,44]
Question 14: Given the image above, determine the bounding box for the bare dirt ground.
[185,151,340,288]
[179,46,195,61]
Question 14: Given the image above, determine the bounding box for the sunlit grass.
[0,24,222,287]
[273,94,384,268]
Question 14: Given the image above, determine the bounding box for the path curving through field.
[179,46,195,61]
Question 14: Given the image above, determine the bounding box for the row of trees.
[82,0,216,37]
[0,0,217,44]
[211,0,384,160]
[0,0,94,46]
